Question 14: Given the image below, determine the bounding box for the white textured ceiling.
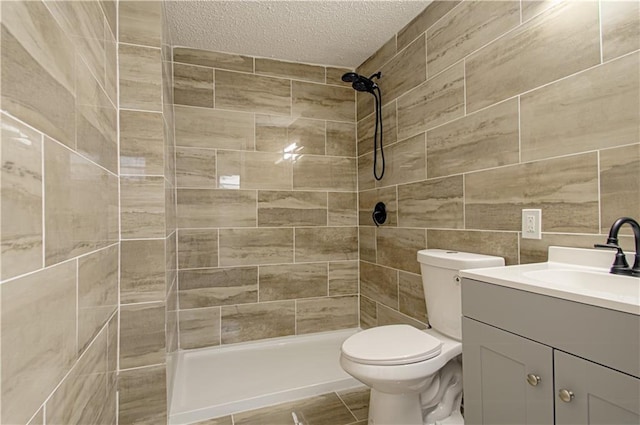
[165,1,430,69]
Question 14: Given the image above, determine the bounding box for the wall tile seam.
[76,52,120,112]
[174,105,355,124]
[0,241,120,285]
[0,110,120,178]
[26,310,116,423]
[120,300,166,307]
[118,41,162,51]
[118,362,166,374]
[177,261,356,272]
[119,107,164,115]
[174,147,357,160]
[120,237,168,242]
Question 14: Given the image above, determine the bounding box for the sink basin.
[523,269,640,302]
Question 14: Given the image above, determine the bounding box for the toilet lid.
[341,325,443,366]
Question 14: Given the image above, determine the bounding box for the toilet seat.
[341,325,442,366]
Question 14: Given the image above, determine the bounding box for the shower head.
[341,71,380,93]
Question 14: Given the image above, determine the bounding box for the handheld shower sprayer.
[342,71,384,180]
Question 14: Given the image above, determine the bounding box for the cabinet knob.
[559,389,575,403]
[526,374,541,386]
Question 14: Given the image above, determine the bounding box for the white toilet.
[340,249,504,425]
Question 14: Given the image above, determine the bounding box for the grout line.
[597,150,602,233]
[334,391,360,423]
[41,132,46,269]
[598,0,604,64]
[517,95,522,164]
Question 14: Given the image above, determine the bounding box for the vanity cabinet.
[461,278,640,425]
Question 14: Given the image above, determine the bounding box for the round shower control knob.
[526,374,540,386]
[559,389,575,403]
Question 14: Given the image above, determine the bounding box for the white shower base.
[169,328,361,424]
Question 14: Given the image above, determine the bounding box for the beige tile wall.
[173,47,359,349]
[0,1,118,423]
[116,1,176,424]
[357,0,640,329]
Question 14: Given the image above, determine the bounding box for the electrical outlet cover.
[522,209,542,239]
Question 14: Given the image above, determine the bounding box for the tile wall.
[172,48,360,348]
[356,0,640,329]
[117,1,177,424]
[1,1,119,423]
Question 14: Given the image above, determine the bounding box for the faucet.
[594,217,640,276]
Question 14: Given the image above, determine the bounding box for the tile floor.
[191,387,370,425]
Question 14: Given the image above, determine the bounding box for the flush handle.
[526,374,540,387]
[559,389,575,403]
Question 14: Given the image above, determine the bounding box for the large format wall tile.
[120,176,165,239]
[118,365,167,425]
[120,240,165,304]
[377,303,426,329]
[288,118,326,155]
[329,261,358,295]
[357,35,396,80]
[295,227,358,262]
[397,175,464,229]
[119,43,162,111]
[119,302,166,369]
[293,156,356,191]
[45,327,108,425]
[397,61,464,140]
[1,262,76,425]
[255,58,325,83]
[292,81,355,122]
[427,229,518,266]
[178,267,258,309]
[119,0,162,47]
[399,271,428,324]
[175,105,254,150]
[0,114,43,280]
[379,35,426,103]
[359,227,376,263]
[427,98,519,178]
[357,100,397,156]
[601,1,640,62]
[258,191,327,227]
[427,0,519,77]
[326,66,351,86]
[360,295,377,329]
[221,301,295,344]
[296,296,358,334]
[259,263,328,301]
[465,153,599,233]
[120,110,164,175]
[176,147,217,188]
[376,227,425,274]
[328,192,357,226]
[1,1,76,147]
[77,245,118,352]
[177,189,257,228]
[178,229,219,269]
[215,70,291,115]
[465,1,600,112]
[173,63,214,108]
[396,1,461,52]
[360,261,397,310]
[378,133,426,186]
[520,52,640,162]
[326,121,356,157]
[219,228,294,266]
[44,138,118,264]
[217,150,292,190]
[75,56,117,173]
[174,47,253,72]
[179,307,221,349]
[600,144,640,233]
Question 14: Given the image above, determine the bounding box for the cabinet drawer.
[462,279,640,378]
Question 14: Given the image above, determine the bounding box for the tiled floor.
[191,387,370,425]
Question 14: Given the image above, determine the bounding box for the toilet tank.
[417,249,504,340]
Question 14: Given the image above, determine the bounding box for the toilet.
[340,250,504,425]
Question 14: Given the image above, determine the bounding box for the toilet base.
[368,390,423,425]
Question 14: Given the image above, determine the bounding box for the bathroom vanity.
[459,247,640,424]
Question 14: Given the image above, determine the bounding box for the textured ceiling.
[165,1,430,69]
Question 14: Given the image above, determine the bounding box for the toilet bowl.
[340,250,505,425]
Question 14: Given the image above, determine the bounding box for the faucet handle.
[594,243,631,274]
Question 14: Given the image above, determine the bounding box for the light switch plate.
[522,209,542,239]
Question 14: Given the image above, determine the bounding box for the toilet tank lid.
[417,249,505,269]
